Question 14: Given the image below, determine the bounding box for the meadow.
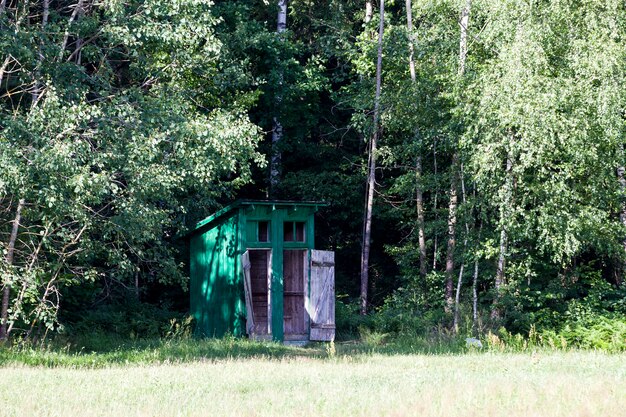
[0,339,624,417]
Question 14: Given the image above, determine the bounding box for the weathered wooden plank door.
[283,250,308,339]
[240,251,255,336]
[308,250,335,341]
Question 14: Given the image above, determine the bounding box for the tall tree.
[405,0,427,279]
[360,0,384,315]
[446,0,471,312]
[445,155,458,311]
[492,143,513,319]
[269,0,288,196]
[618,152,626,283]
[452,0,472,329]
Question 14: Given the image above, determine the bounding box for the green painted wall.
[190,214,245,337]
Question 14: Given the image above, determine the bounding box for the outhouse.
[189,200,335,342]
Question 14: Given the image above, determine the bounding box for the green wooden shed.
[189,200,335,343]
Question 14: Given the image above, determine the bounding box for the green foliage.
[0,0,264,339]
[556,315,626,352]
[2,0,626,348]
[370,271,446,334]
[334,297,366,339]
[66,300,182,344]
[483,316,626,353]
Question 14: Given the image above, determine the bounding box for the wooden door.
[283,250,308,339]
[308,250,335,341]
[240,251,255,336]
[241,250,271,337]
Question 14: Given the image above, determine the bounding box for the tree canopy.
[1,0,624,345]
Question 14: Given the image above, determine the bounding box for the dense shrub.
[65,299,182,344]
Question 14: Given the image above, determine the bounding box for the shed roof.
[190,199,327,235]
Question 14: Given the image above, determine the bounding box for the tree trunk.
[405,0,416,82]
[0,199,25,341]
[472,256,479,332]
[0,56,10,88]
[405,0,427,278]
[458,0,471,76]
[32,0,50,106]
[445,154,458,311]
[453,263,464,333]
[447,0,471,314]
[617,145,626,284]
[269,0,288,197]
[492,151,513,319]
[277,0,287,32]
[360,0,385,315]
[0,0,6,28]
[59,0,86,61]
[416,157,427,278]
[432,137,438,270]
[134,271,140,300]
[453,165,470,333]
[365,1,373,24]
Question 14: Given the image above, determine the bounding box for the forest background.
[0,0,624,351]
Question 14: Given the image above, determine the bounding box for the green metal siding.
[190,214,245,338]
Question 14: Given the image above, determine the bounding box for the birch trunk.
[0,199,25,341]
[360,0,384,315]
[416,157,427,278]
[405,0,427,278]
[617,162,626,283]
[452,0,471,324]
[405,0,416,82]
[458,0,471,76]
[453,263,464,332]
[277,0,287,33]
[432,138,438,270]
[447,0,471,314]
[492,151,513,319]
[0,56,10,88]
[365,1,373,24]
[32,0,50,106]
[445,154,458,311]
[59,0,85,61]
[269,0,288,196]
[472,256,479,332]
[453,165,470,333]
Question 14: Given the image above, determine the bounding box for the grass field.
[0,340,624,417]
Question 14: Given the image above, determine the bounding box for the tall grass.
[0,350,623,417]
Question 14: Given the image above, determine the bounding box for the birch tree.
[468,0,626,320]
[269,0,288,196]
[452,0,472,328]
[405,0,427,279]
[365,1,373,24]
[360,0,385,315]
[446,0,472,312]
